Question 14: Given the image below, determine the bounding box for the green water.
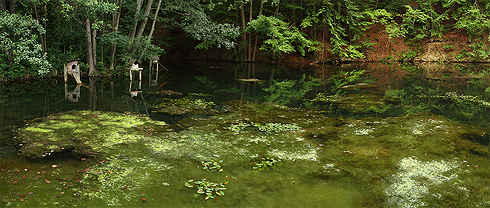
[1,62,490,207]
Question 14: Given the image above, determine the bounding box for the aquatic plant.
[252,122,302,133]
[81,155,172,205]
[185,179,226,200]
[201,160,224,172]
[252,157,281,170]
[225,122,301,134]
[225,123,251,134]
[150,93,216,115]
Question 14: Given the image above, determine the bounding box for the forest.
[1,0,490,82]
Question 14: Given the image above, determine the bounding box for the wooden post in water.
[64,59,82,84]
[149,56,159,86]
[129,59,143,81]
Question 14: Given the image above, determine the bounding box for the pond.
[1,61,489,207]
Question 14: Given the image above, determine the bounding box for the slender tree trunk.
[8,0,15,65]
[0,0,5,11]
[128,0,143,50]
[138,0,162,62]
[33,5,46,53]
[92,28,97,69]
[274,0,280,16]
[131,0,154,55]
[247,0,253,62]
[9,0,14,13]
[110,0,122,71]
[85,19,96,76]
[252,0,264,62]
[240,2,247,62]
[272,1,281,59]
[136,0,154,39]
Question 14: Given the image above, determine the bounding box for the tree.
[302,0,374,59]
[0,11,51,79]
[60,0,118,76]
[246,15,318,59]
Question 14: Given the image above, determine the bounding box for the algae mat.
[3,107,490,207]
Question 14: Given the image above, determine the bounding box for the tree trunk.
[240,2,247,62]
[0,0,5,11]
[84,19,96,76]
[247,0,253,62]
[274,0,280,17]
[128,0,143,50]
[252,0,264,62]
[8,0,15,65]
[9,0,14,13]
[138,0,162,62]
[131,0,154,55]
[110,0,122,71]
[92,28,97,70]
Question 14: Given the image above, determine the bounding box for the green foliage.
[454,5,490,42]
[261,74,320,105]
[167,0,240,50]
[246,15,318,59]
[389,2,448,40]
[443,44,454,51]
[0,11,51,79]
[60,0,118,20]
[252,157,281,170]
[302,0,379,58]
[399,49,420,61]
[469,42,490,60]
[185,179,226,200]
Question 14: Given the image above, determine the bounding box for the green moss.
[150,94,216,115]
[16,110,167,158]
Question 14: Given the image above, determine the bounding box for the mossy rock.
[16,110,167,159]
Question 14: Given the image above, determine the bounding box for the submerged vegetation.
[2,62,490,207]
[225,122,302,134]
[6,84,490,206]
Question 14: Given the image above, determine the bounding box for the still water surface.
[1,62,489,207]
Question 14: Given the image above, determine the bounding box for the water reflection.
[65,83,80,102]
[2,61,490,207]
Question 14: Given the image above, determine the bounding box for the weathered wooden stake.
[129,60,143,81]
[64,59,82,84]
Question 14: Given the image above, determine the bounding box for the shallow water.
[1,62,490,207]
